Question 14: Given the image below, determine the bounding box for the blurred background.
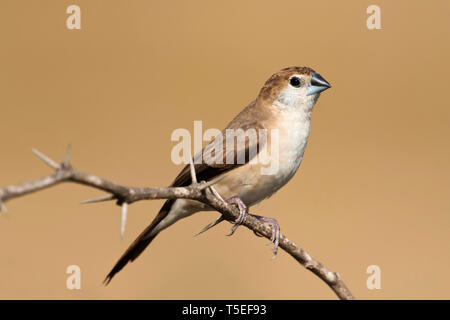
[0,0,449,299]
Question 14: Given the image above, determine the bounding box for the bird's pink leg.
[225,196,248,236]
[250,214,281,257]
[223,196,280,256]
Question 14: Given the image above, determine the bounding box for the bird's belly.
[214,141,306,207]
[213,109,311,207]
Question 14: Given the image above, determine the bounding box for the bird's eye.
[289,76,301,88]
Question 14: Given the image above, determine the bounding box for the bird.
[103,66,331,284]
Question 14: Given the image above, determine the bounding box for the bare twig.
[0,147,354,300]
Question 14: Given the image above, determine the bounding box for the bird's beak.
[307,73,331,96]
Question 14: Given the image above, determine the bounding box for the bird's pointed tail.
[103,199,175,285]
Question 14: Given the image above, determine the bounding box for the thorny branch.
[0,146,355,300]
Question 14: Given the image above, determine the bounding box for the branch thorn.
[121,202,128,240]
[31,148,60,170]
[208,185,225,203]
[81,194,115,204]
[198,175,226,191]
[194,215,224,236]
[0,201,8,214]
[63,143,72,168]
[189,156,197,184]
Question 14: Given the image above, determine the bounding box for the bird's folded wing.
[170,119,267,187]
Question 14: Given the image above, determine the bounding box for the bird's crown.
[258,66,316,102]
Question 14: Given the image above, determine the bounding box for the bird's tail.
[103,199,176,285]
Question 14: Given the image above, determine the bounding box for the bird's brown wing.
[104,104,267,284]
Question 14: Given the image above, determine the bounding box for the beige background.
[0,0,449,299]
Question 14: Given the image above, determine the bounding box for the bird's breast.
[215,109,311,206]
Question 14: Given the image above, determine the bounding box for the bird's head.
[258,66,331,111]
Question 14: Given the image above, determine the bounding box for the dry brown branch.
[0,146,354,300]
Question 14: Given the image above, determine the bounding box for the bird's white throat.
[269,88,318,184]
[273,87,318,120]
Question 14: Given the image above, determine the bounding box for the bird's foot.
[251,214,280,257]
[225,196,248,236]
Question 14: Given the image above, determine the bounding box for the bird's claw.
[251,214,280,257]
[225,196,248,236]
[214,195,280,257]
